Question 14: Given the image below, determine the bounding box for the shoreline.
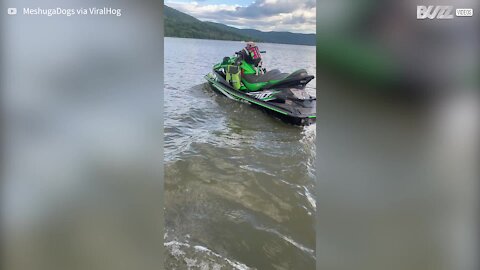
[164,36,316,47]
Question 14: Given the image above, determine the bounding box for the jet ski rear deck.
[205,71,316,126]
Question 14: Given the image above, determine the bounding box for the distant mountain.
[164,5,257,42]
[164,5,316,46]
[204,22,315,46]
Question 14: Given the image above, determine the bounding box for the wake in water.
[300,123,317,215]
[165,240,253,270]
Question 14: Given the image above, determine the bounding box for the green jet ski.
[205,53,316,125]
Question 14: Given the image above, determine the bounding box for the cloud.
[165,0,316,33]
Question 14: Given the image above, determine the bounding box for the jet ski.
[204,54,316,126]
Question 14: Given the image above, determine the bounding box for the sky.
[165,0,316,34]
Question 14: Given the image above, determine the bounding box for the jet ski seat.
[242,69,290,83]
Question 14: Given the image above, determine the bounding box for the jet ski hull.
[205,71,316,126]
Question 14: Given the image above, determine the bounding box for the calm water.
[164,37,316,269]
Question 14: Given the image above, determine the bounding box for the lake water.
[164,37,316,269]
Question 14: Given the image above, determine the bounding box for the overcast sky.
[165,0,316,34]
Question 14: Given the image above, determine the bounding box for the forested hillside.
[164,5,316,46]
[164,5,257,41]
